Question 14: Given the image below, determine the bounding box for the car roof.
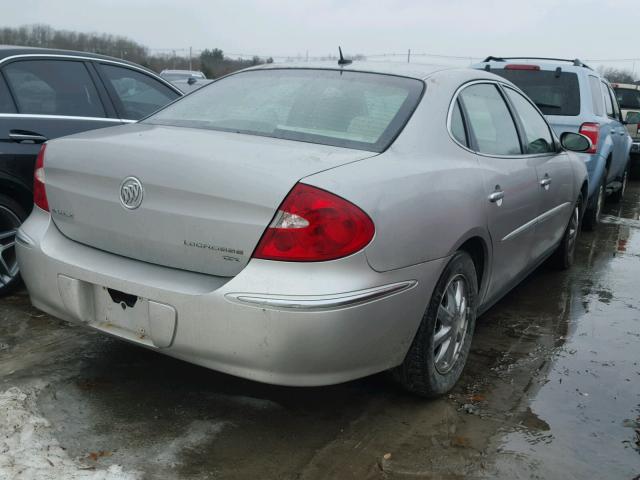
[0,45,157,74]
[246,61,457,80]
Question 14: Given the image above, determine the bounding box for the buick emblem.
[120,177,144,210]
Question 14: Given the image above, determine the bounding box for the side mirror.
[560,132,592,153]
[187,77,197,85]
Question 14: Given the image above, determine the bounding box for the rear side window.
[99,64,179,119]
[450,100,467,146]
[146,69,424,152]
[3,60,105,117]
[492,69,580,116]
[589,76,604,116]
[609,86,621,119]
[0,74,16,113]
[615,88,640,109]
[602,82,614,117]
[458,83,521,156]
[504,88,554,154]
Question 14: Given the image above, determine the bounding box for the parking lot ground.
[1,187,640,480]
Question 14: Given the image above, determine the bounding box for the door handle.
[540,177,552,189]
[488,190,504,203]
[8,131,47,143]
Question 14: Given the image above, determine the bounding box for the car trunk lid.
[44,124,377,277]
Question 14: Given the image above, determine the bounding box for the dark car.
[0,46,182,295]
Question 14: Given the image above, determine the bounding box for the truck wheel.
[609,166,628,204]
[551,194,582,270]
[583,173,605,231]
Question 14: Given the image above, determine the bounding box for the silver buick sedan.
[16,62,590,396]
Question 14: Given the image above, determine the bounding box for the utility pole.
[189,46,193,71]
[407,49,411,63]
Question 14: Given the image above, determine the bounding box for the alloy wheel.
[433,274,470,374]
[0,206,21,288]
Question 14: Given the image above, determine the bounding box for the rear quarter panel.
[303,71,491,273]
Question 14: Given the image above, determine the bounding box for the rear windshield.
[492,69,581,116]
[614,88,640,110]
[145,69,424,152]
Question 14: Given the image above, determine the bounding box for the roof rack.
[482,56,592,70]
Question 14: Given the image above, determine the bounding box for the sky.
[3,0,640,73]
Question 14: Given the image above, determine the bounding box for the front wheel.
[394,251,478,397]
[551,194,582,270]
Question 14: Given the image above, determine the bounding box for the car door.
[94,62,180,120]
[0,58,125,192]
[601,80,625,181]
[606,83,631,176]
[502,86,575,259]
[457,82,540,300]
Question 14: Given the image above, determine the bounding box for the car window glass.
[614,88,640,109]
[100,64,179,119]
[589,76,604,116]
[450,100,467,146]
[145,69,424,152]
[504,88,554,154]
[3,60,105,117]
[0,74,16,113]
[609,86,621,118]
[602,82,614,117]
[459,83,521,156]
[493,69,580,116]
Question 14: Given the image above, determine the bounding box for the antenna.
[338,46,352,66]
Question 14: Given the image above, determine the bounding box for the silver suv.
[475,57,632,229]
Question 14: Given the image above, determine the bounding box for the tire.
[550,194,582,270]
[583,172,605,231]
[609,165,628,204]
[394,251,478,397]
[0,194,28,297]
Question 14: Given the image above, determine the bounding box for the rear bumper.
[16,209,446,386]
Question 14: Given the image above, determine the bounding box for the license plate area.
[96,287,150,342]
[93,285,176,348]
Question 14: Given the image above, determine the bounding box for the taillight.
[505,64,541,71]
[253,183,375,262]
[34,144,49,211]
[579,122,599,154]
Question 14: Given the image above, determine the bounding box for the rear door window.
[99,64,179,119]
[504,87,555,154]
[589,76,604,116]
[492,69,580,116]
[458,83,522,156]
[0,74,16,113]
[3,60,105,117]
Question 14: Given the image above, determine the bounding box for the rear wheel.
[394,251,477,397]
[551,194,582,270]
[609,166,628,204]
[0,194,27,297]
[583,173,605,231]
